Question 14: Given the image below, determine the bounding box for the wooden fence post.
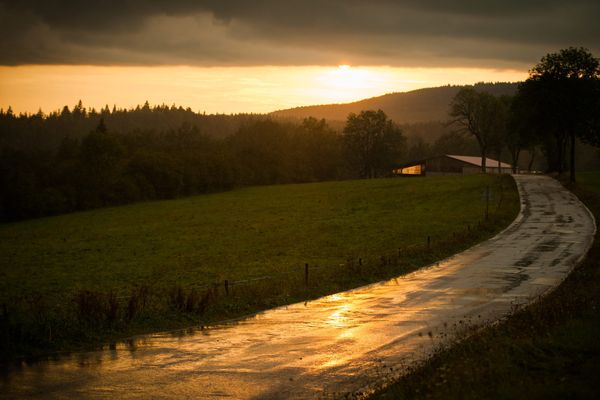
[305,263,309,286]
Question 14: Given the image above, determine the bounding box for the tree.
[295,117,343,181]
[509,90,542,173]
[432,131,479,157]
[517,47,600,182]
[449,88,504,172]
[577,78,600,148]
[342,110,404,178]
[489,95,512,173]
[406,136,431,162]
[79,119,124,207]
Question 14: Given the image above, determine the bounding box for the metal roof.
[395,154,512,170]
[446,155,512,168]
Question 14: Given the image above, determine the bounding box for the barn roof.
[395,154,512,170]
[446,155,512,169]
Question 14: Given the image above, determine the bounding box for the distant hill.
[271,82,519,125]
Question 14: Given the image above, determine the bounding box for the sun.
[307,64,393,103]
[321,65,374,92]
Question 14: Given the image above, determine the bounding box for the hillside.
[271,82,518,124]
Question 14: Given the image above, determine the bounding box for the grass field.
[0,175,513,300]
[371,172,600,400]
[0,174,519,360]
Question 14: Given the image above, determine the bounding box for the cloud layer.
[1,1,599,67]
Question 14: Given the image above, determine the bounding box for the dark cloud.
[1,0,599,67]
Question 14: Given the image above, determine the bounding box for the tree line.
[0,109,406,222]
[449,47,600,180]
[0,101,265,153]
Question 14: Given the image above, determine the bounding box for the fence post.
[224,280,229,295]
[305,263,309,286]
[485,185,490,221]
[359,258,362,266]
[427,235,431,249]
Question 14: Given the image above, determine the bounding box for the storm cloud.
[1,0,598,67]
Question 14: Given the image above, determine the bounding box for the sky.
[1,0,598,114]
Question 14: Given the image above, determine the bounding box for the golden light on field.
[0,65,527,115]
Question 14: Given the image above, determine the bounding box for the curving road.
[0,175,595,399]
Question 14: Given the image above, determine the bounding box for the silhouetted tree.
[406,136,432,161]
[431,131,478,157]
[0,102,388,222]
[449,88,505,172]
[489,95,512,173]
[508,90,544,173]
[79,120,124,207]
[343,110,405,178]
[294,117,343,181]
[516,47,600,182]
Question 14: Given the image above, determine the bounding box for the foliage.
[342,109,405,178]
[0,102,263,152]
[448,88,506,171]
[0,113,346,222]
[513,47,600,181]
[432,131,479,157]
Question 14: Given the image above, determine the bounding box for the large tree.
[449,88,504,172]
[342,109,404,178]
[509,89,543,173]
[515,47,600,182]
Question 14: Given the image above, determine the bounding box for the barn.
[393,154,514,176]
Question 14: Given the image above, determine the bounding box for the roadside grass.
[0,174,518,361]
[371,172,600,400]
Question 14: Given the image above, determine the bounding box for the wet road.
[1,175,595,399]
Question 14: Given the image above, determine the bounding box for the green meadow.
[0,174,518,358]
[0,174,515,300]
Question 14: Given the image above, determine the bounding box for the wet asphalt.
[0,175,596,399]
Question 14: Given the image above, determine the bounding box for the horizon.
[1,65,526,116]
[2,1,596,115]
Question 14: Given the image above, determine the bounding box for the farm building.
[393,155,514,176]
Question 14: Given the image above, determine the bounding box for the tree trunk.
[511,148,520,174]
[556,137,564,175]
[562,137,568,174]
[480,147,487,173]
[570,133,576,183]
[528,147,536,172]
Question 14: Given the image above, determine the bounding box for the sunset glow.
[0,65,527,115]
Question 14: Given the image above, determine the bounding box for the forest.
[0,99,501,223]
[0,108,355,221]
